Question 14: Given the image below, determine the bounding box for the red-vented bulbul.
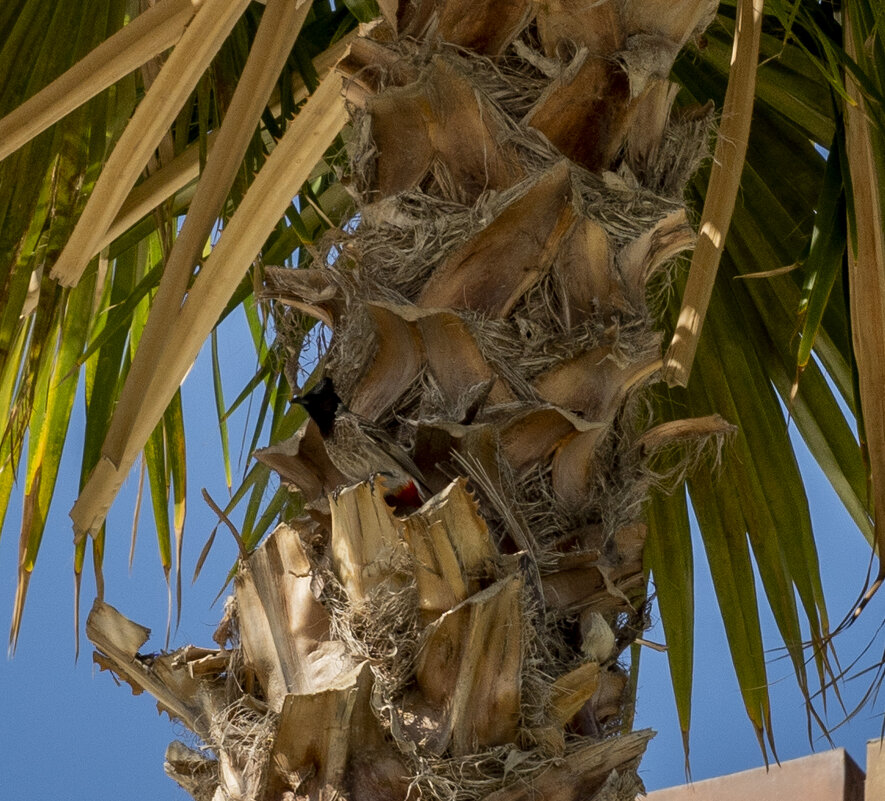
[292,376,429,507]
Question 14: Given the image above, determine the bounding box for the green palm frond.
[0,0,358,646]
[646,0,878,759]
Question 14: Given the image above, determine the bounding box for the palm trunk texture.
[88,2,735,799]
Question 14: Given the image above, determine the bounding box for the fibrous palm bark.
[90,2,736,799]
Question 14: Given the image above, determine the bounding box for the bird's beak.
[291,395,305,406]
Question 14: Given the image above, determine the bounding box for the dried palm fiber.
[100,4,735,800]
[81,7,735,799]
[256,22,727,800]
[87,598,280,801]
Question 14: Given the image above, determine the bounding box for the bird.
[291,376,430,508]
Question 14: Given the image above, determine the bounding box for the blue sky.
[0,308,882,799]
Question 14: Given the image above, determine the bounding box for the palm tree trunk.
[90,3,734,798]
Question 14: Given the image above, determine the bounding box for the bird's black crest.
[292,376,341,437]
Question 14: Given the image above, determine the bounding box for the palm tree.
[1,0,883,798]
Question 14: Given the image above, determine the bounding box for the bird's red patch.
[384,480,422,510]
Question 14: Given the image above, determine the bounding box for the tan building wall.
[868,740,885,801]
[644,740,885,801]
